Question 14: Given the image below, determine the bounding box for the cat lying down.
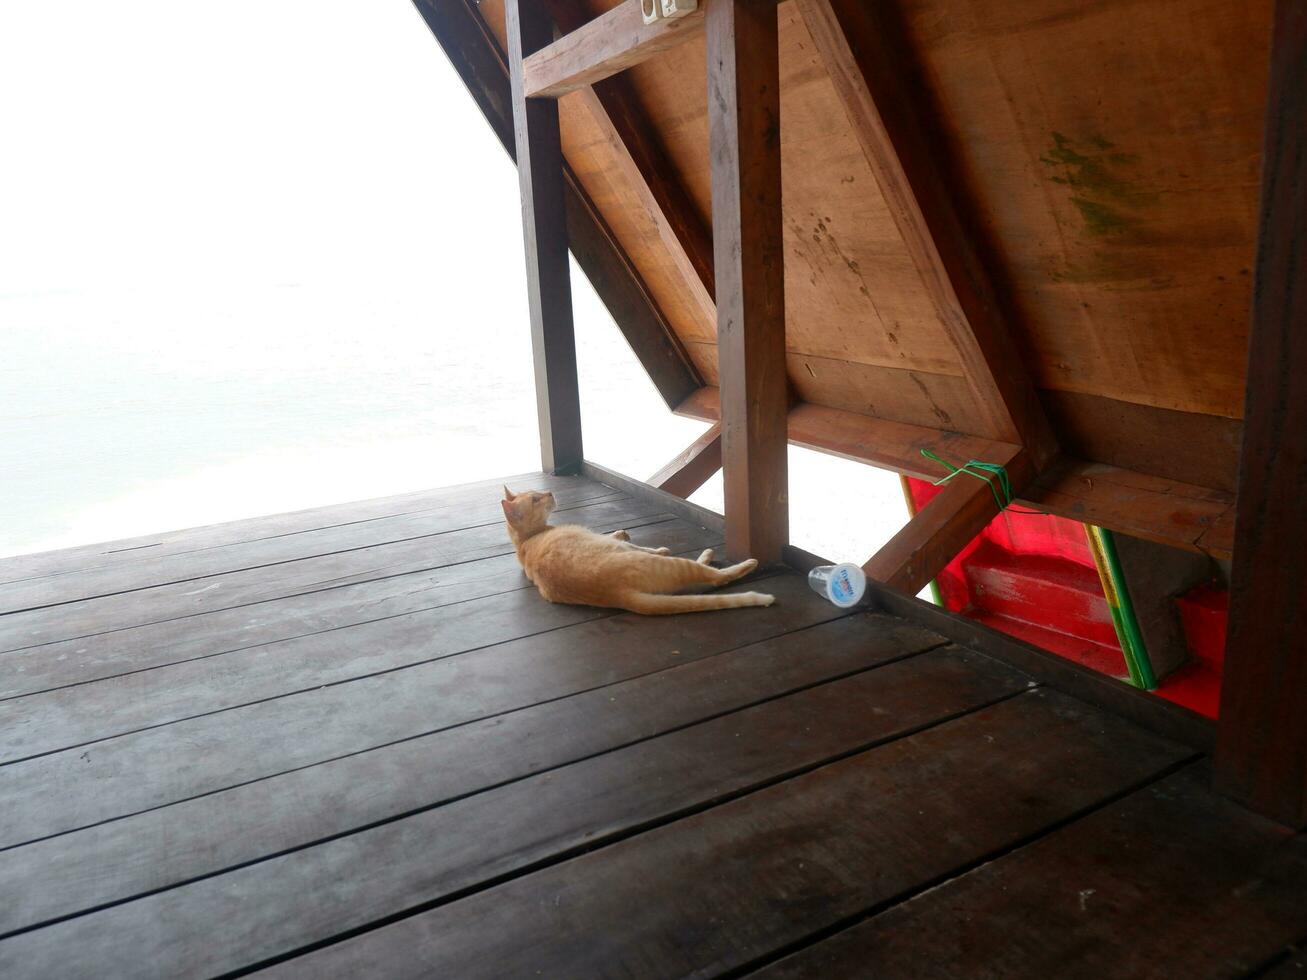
[501,486,775,615]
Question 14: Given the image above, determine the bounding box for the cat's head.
[501,486,556,531]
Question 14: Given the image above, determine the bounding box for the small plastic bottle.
[807,562,867,608]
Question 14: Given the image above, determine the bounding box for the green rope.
[920,448,1014,511]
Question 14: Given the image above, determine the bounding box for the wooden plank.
[794,0,1057,466]
[1040,388,1242,494]
[0,613,947,938]
[0,480,617,615]
[1216,0,1307,830]
[708,0,788,563]
[864,447,1028,595]
[506,0,584,474]
[756,767,1307,979]
[0,574,838,848]
[677,387,1020,482]
[0,517,717,762]
[648,424,722,498]
[1,581,599,766]
[1022,458,1236,559]
[803,546,1216,751]
[571,85,717,329]
[0,518,708,702]
[580,459,725,534]
[0,493,656,650]
[411,0,699,410]
[0,471,571,586]
[895,0,1267,422]
[680,388,1236,557]
[0,648,1012,976]
[522,0,707,99]
[541,0,715,312]
[259,691,1191,979]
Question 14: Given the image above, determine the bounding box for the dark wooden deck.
[2,472,1305,978]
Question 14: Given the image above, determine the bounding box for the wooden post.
[707,0,788,564]
[506,0,584,475]
[1214,0,1307,828]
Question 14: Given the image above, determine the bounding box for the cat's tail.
[623,590,775,616]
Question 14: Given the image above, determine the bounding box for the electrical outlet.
[641,0,662,24]
[660,0,697,17]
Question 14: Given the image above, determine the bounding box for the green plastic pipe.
[1085,524,1158,690]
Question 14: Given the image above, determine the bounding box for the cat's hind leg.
[715,558,759,584]
[622,590,775,615]
[625,543,672,555]
[657,555,756,590]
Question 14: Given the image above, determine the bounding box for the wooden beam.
[708,0,788,564]
[648,424,723,498]
[677,387,1018,482]
[506,0,584,474]
[864,447,1028,596]
[542,0,715,320]
[1023,459,1235,560]
[677,388,1234,558]
[570,86,716,326]
[523,0,707,99]
[411,0,700,410]
[794,0,1057,468]
[1215,0,1307,829]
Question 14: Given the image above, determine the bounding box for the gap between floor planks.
[0,643,1033,976]
[0,485,638,647]
[0,480,624,616]
[244,689,1195,979]
[0,573,837,849]
[0,470,582,585]
[0,525,734,766]
[0,612,950,938]
[748,762,1307,979]
[0,513,708,701]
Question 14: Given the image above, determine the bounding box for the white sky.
[0,0,909,565]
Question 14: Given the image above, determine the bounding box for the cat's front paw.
[653,547,671,555]
[611,529,631,541]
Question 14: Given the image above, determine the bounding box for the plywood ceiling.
[475,0,1268,492]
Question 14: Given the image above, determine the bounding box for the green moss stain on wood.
[1040,133,1158,238]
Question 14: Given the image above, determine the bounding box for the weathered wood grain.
[0,574,837,848]
[262,691,1191,979]
[795,0,1056,467]
[0,613,947,938]
[522,0,706,98]
[0,471,566,585]
[0,649,1019,978]
[757,768,1307,979]
[0,493,658,651]
[708,0,789,564]
[0,518,712,705]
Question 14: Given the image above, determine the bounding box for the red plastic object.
[904,476,1227,718]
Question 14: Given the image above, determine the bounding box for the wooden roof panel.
[473,0,1266,492]
[900,0,1270,419]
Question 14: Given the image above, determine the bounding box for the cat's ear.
[503,485,515,501]
[501,498,517,522]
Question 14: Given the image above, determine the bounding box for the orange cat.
[501,487,774,615]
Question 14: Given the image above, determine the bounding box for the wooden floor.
[2,472,1306,978]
